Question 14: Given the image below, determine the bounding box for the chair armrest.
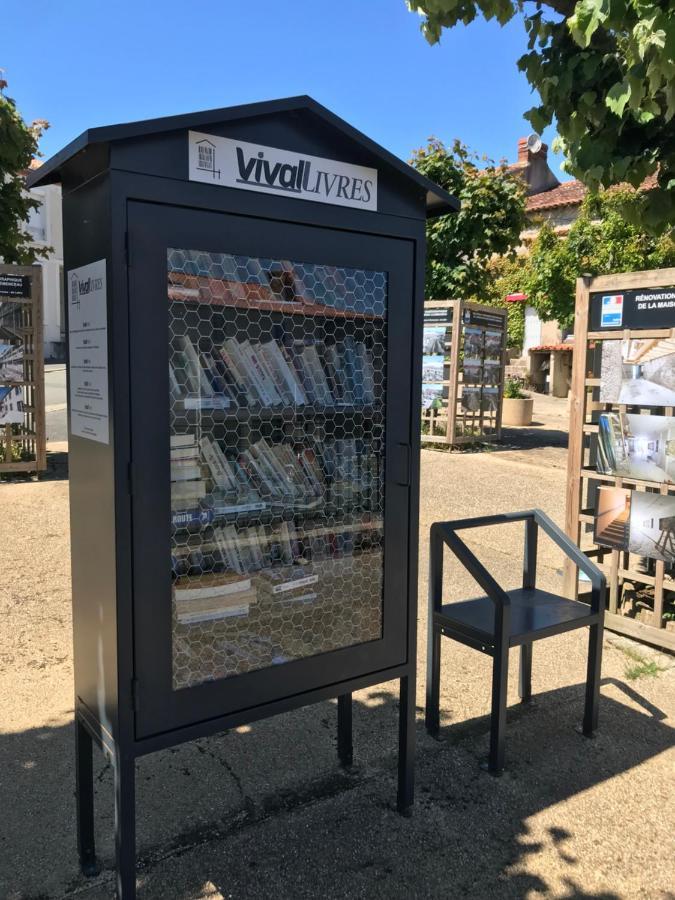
[431,521,510,608]
[532,510,606,595]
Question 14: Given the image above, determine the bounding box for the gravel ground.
[1,397,674,899]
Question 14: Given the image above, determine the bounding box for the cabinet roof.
[27,95,458,218]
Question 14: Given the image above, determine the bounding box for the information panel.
[590,285,675,330]
[68,259,109,443]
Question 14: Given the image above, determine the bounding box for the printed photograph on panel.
[482,387,499,412]
[422,326,448,356]
[628,491,675,563]
[0,301,24,383]
[600,338,675,405]
[421,354,445,383]
[463,326,483,358]
[461,386,481,412]
[594,486,631,551]
[484,329,503,361]
[463,361,483,385]
[597,412,675,483]
[421,383,444,410]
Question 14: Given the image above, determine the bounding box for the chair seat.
[436,587,598,649]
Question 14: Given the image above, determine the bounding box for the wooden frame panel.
[564,268,675,652]
[0,264,46,475]
[421,299,507,446]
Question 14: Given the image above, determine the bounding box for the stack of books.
[216,337,376,409]
[173,572,256,624]
[170,334,232,410]
[171,434,207,510]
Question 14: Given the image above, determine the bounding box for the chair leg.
[518,643,532,703]
[582,623,603,736]
[114,752,136,900]
[397,674,415,815]
[425,625,441,737]
[75,718,99,876]
[337,693,353,767]
[489,644,509,775]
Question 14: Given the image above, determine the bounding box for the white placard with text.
[68,259,109,444]
[188,132,378,211]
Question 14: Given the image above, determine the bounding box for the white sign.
[68,259,109,444]
[188,132,378,211]
[601,294,624,328]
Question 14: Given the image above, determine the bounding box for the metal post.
[337,693,353,767]
[583,622,603,735]
[523,517,538,590]
[519,644,532,703]
[75,718,99,876]
[114,752,136,899]
[489,606,510,775]
[425,527,443,736]
[397,674,415,815]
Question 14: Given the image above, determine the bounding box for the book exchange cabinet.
[28,97,457,896]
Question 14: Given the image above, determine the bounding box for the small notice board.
[421,298,507,446]
[0,264,46,474]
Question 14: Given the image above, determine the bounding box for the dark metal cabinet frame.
[29,97,457,898]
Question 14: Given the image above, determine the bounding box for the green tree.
[412,138,526,300]
[499,189,675,330]
[0,73,49,264]
[408,0,675,235]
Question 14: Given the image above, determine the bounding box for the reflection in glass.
[167,250,388,689]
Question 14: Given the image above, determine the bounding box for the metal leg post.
[489,641,509,775]
[114,752,136,900]
[337,693,353,767]
[75,717,99,876]
[583,623,603,736]
[425,626,441,736]
[519,643,532,703]
[397,674,415,815]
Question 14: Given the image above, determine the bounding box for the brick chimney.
[518,137,548,163]
[513,136,559,195]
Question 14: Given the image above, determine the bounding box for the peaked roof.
[27,95,458,217]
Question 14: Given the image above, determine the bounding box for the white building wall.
[23,182,65,359]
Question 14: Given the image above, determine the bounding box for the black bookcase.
[28,97,457,898]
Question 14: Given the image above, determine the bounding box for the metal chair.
[425,509,605,774]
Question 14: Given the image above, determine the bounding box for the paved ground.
[45,364,67,443]
[1,394,674,899]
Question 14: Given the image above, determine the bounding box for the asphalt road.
[45,364,67,443]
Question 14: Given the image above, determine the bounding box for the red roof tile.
[526,172,659,213]
[526,180,586,211]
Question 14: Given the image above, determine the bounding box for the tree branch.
[522,0,575,18]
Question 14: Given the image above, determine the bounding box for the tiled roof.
[529,344,574,352]
[526,180,586,211]
[526,172,659,212]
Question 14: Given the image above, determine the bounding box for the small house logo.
[196,138,220,180]
[70,272,80,310]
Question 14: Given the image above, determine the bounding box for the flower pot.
[502,396,534,426]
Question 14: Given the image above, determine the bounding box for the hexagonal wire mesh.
[167,249,388,689]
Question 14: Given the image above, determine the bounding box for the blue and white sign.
[601,294,624,328]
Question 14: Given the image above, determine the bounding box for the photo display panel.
[421,305,451,411]
[0,295,29,426]
[167,249,387,689]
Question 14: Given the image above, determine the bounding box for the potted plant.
[502,376,533,426]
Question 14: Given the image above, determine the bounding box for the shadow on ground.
[1,675,672,899]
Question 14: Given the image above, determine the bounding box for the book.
[171,434,198,449]
[200,436,238,493]
[240,339,283,406]
[170,464,202,482]
[301,344,333,405]
[174,572,252,601]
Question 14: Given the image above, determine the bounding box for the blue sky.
[2,0,565,175]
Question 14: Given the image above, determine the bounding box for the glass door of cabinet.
[128,202,414,739]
